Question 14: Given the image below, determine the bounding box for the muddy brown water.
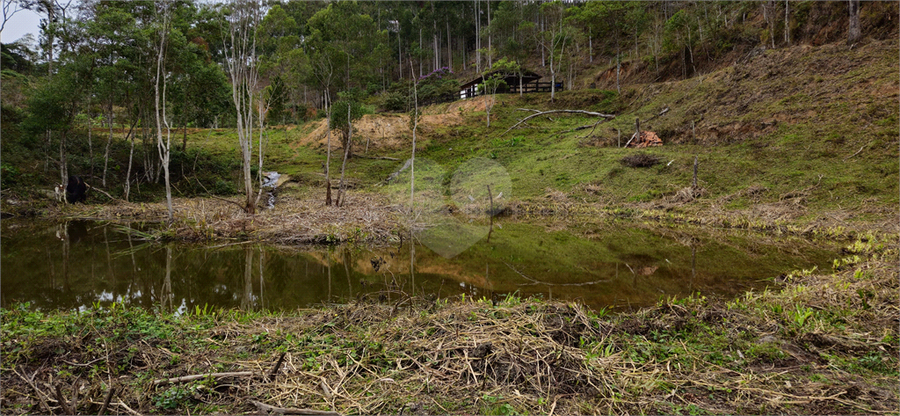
[0,219,840,314]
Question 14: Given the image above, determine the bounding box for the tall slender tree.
[154,2,173,223]
[224,0,262,214]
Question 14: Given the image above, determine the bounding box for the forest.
[3,0,895,213]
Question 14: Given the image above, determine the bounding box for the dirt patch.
[294,96,494,151]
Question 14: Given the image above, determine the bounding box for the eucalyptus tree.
[329,95,364,207]
[306,2,386,204]
[663,8,699,79]
[85,1,145,189]
[490,1,535,95]
[223,0,263,214]
[528,0,571,101]
[480,58,517,128]
[153,1,174,222]
[258,4,301,123]
[22,60,85,184]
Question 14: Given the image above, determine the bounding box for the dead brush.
[620,153,662,168]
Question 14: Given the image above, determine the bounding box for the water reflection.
[1,220,841,313]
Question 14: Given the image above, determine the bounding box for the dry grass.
[48,190,403,245]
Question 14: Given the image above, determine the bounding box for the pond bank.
[2,239,896,415]
[1,190,895,245]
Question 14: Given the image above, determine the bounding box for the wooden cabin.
[458,69,561,99]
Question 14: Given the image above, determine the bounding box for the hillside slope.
[303,38,898,233]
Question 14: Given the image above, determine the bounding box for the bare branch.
[501,109,615,137]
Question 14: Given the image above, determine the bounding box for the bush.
[417,67,459,106]
[378,90,408,112]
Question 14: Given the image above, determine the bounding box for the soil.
[295,96,495,151]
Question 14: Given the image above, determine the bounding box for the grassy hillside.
[2,38,896,236]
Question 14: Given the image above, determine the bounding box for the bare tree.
[532,1,569,102]
[409,60,418,213]
[311,54,335,205]
[154,2,173,223]
[224,0,262,214]
[1,0,24,34]
[253,92,272,209]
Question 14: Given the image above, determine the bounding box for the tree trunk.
[410,62,418,214]
[432,4,439,71]
[154,12,173,224]
[125,122,135,201]
[475,0,480,74]
[418,28,423,77]
[103,104,113,187]
[336,104,351,207]
[486,0,492,69]
[87,114,93,181]
[784,0,790,46]
[447,21,452,72]
[615,50,621,94]
[589,30,593,63]
[59,130,67,185]
[325,91,332,205]
[847,0,861,44]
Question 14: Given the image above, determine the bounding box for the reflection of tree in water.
[161,245,174,312]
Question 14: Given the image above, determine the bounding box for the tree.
[664,9,699,79]
[479,58,516,128]
[153,2,174,223]
[570,2,630,93]
[529,1,571,102]
[329,95,364,207]
[223,0,262,214]
[22,64,83,184]
[847,0,861,44]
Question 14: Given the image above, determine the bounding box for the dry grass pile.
[49,191,403,245]
[620,152,662,168]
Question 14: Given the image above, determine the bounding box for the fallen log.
[351,154,399,161]
[85,183,124,202]
[251,400,340,415]
[501,109,615,136]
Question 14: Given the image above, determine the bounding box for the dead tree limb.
[644,107,669,123]
[351,154,399,161]
[195,178,249,212]
[54,384,74,415]
[843,145,866,161]
[577,117,616,139]
[85,183,125,203]
[251,400,340,415]
[623,132,639,148]
[268,352,287,381]
[14,368,51,414]
[502,110,615,136]
[515,108,553,122]
[99,385,117,415]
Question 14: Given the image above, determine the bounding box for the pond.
[0,219,841,314]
